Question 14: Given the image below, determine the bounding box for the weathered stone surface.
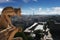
[0,7,22,40]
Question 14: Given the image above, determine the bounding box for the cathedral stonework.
[0,7,22,40]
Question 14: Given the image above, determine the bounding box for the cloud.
[34,7,60,15]
[23,0,30,3]
[1,7,60,15]
[22,9,33,15]
[33,0,38,2]
[22,7,60,15]
[30,8,35,11]
[0,0,14,3]
[0,7,60,15]
[39,8,42,11]
[0,8,3,15]
[23,0,38,3]
[0,0,9,3]
[6,0,9,1]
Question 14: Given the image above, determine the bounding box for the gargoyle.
[0,7,22,40]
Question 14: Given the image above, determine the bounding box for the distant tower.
[30,8,35,15]
[33,10,34,16]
